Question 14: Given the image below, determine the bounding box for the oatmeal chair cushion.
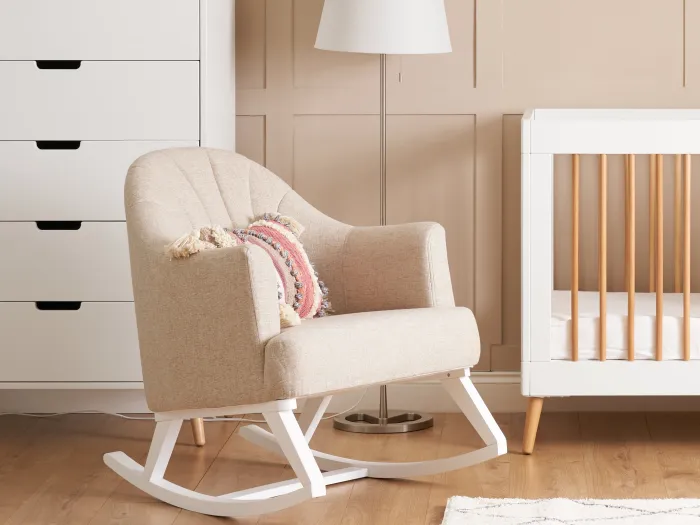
[265,307,480,401]
[125,147,478,413]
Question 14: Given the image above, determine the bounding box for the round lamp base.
[333,410,434,434]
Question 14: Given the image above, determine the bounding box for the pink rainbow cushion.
[230,214,330,319]
[166,215,330,322]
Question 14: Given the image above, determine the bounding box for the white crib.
[521,109,700,454]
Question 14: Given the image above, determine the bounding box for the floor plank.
[89,417,239,525]
[257,416,366,525]
[424,413,510,525]
[580,413,668,499]
[512,412,588,500]
[1,412,698,525]
[173,415,287,525]
[0,414,116,525]
[646,412,700,498]
[339,414,445,525]
[0,415,41,469]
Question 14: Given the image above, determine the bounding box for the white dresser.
[0,0,235,391]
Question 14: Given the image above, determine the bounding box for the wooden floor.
[1,412,699,524]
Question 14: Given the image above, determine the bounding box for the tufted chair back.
[125,147,350,304]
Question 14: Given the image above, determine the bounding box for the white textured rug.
[442,497,700,524]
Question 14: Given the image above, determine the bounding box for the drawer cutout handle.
[35,302,82,311]
[36,60,82,70]
[36,141,81,150]
[36,221,82,231]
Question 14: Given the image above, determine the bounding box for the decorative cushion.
[166,214,330,327]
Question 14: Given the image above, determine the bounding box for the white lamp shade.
[315,0,452,55]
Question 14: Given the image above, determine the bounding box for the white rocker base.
[103,372,506,518]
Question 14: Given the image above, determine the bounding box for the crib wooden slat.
[684,154,691,361]
[572,154,580,361]
[599,154,607,360]
[625,155,630,292]
[628,154,636,361]
[675,154,683,293]
[650,154,657,293]
[656,154,664,361]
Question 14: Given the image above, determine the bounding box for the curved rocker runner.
[105,372,506,518]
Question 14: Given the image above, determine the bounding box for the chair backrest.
[124,147,349,306]
[124,148,302,411]
[125,148,293,250]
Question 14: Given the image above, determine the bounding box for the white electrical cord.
[0,388,368,424]
[204,388,369,423]
[0,410,154,420]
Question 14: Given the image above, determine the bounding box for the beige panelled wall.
[236,0,694,372]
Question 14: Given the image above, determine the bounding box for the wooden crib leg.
[523,397,544,455]
[191,418,206,447]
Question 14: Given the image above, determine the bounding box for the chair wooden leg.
[523,397,544,455]
[190,418,205,447]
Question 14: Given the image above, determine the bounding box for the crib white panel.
[521,152,553,375]
[684,154,692,359]
[530,120,700,155]
[529,361,700,397]
[521,113,532,364]
[521,362,532,395]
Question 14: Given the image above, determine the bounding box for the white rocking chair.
[105,148,506,518]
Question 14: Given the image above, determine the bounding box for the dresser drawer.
[0,141,198,221]
[0,222,132,301]
[0,61,200,140]
[0,0,199,60]
[0,302,142,382]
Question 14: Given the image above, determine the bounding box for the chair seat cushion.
[264,307,480,400]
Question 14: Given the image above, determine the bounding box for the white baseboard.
[0,388,151,414]
[331,373,700,413]
[326,373,527,414]
[4,372,700,414]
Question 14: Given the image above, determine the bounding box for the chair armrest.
[341,222,455,313]
[130,242,281,412]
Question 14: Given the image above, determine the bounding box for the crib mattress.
[551,291,700,360]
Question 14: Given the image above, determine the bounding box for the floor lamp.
[315,0,453,434]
